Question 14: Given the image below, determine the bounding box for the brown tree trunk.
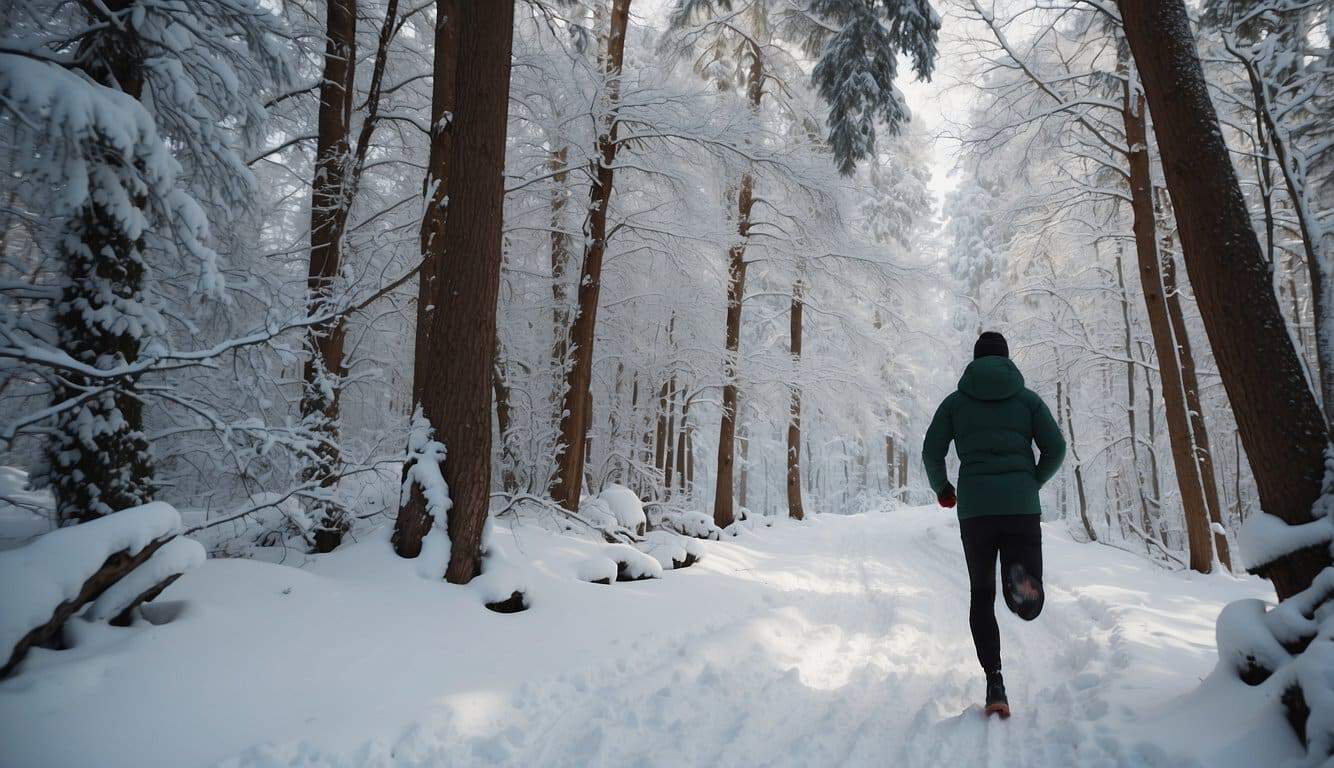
[787,281,806,521]
[663,375,678,494]
[713,44,764,529]
[301,0,357,549]
[1121,82,1215,574]
[1114,244,1153,543]
[1238,50,1333,430]
[1141,340,1164,522]
[393,0,515,587]
[1119,0,1330,597]
[391,0,457,559]
[552,0,632,512]
[301,0,400,550]
[675,399,691,494]
[886,434,896,493]
[1161,239,1233,571]
[654,379,669,473]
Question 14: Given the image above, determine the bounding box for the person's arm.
[1031,394,1066,487]
[922,395,954,496]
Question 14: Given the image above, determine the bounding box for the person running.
[921,331,1066,719]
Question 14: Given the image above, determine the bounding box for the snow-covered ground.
[0,507,1285,767]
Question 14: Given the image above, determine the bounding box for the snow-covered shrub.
[1218,455,1334,764]
[598,484,647,535]
[604,543,663,582]
[637,529,705,570]
[648,505,722,540]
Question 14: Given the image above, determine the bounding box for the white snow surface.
[0,501,182,656]
[0,507,1281,767]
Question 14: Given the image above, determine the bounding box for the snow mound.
[575,556,618,584]
[0,502,182,655]
[597,484,646,534]
[650,507,721,540]
[604,543,663,581]
[638,530,704,570]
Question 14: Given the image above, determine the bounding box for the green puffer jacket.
[921,356,1066,519]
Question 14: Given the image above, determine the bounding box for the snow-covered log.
[0,502,197,678]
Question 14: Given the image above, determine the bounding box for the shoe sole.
[984,702,1011,719]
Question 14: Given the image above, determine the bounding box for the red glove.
[938,483,957,509]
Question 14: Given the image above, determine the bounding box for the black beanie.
[974,331,1009,360]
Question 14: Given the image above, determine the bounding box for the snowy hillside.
[0,507,1280,767]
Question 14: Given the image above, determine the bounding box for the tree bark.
[1118,0,1330,597]
[1114,244,1153,543]
[713,43,764,529]
[1161,237,1232,571]
[301,0,357,550]
[675,398,691,494]
[549,144,572,366]
[663,375,678,495]
[2,534,175,678]
[1120,82,1215,574]
[552,0,632,512]
[787,281,805,521]
[738,423,749,509]
[1235,45,1333,429]
[493,339,517,493]
[394,0,515,587]
[1062,374,1097,542]
[391,0,457,560]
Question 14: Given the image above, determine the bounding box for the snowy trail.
[1,507,1274,767]
[297,511,1239,767]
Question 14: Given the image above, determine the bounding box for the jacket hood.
[958,356,1024,401]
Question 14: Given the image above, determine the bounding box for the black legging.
[960,513,1044,674]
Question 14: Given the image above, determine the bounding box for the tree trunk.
[493,340,517,493]
[301,0,357,550]
[391,0,457,559]
[1236,47,1333,429]
[1120,81,1215,574]
[713,44,764,529]
[552,0,633,512]
[1118,0,1330,597]
[1161,238,1232,571]
[393,0,515,586]
[675,399,690,494]
[1141,340,1164,522]
[654,379,669,473]
[738,423,749,509]
[886,434,896,494]
[1063,376,1097,541]
[787,281,805,521]
[549,144,572,366]
[663,375,678,495]
[1114,244,1153,543]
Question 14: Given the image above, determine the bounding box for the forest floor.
[0,506,1292,767]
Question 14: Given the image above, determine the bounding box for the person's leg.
[960,516,1003,673]
[999,514,1044,621]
